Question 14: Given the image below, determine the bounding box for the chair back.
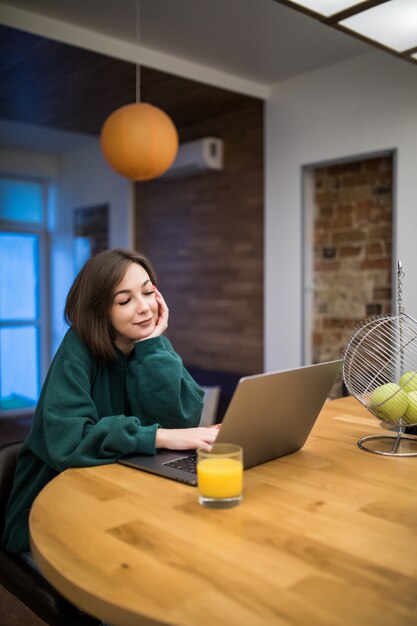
[199,386,221,426]
[0,440,101,625]
[0,441,21,536]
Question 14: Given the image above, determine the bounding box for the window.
[0,176,49,416]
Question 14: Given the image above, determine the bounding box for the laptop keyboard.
[163,453,197,474]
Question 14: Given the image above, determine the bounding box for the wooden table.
[29,397,417,626]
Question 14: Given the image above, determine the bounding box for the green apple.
[370,383,408,421]
[404,391,417,424]
[399,370,417,393]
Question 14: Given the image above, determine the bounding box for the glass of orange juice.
[197,443,243,508]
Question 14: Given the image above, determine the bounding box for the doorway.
[303,152,395,396]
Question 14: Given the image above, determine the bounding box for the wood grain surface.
[29,397,417,626]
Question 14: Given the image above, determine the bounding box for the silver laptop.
[118,359,343,485]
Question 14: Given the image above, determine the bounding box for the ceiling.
[0,0,383,153]
[1,0,372,88]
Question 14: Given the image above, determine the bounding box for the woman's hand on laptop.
[155,426,219,451]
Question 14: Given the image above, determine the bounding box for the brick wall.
[310,155,393,394]
[135,71,264,375]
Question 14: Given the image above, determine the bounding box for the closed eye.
[118,299,131,306]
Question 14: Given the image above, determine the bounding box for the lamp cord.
[136,0,141,103]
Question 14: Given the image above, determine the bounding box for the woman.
[3,248,216,553]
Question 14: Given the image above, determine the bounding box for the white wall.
[57,140,132,250]
[265,50,417,372]
[52,141,132,352]
[0,147,60,178]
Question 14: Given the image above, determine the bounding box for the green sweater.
[2,329,204,553]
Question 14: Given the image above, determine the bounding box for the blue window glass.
[0,176,45,415]
[0,326,39,410]
[0,178,43,224]
[0,233,38,321]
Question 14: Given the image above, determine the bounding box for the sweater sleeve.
[126,336,204,429]
[31,355,158,473]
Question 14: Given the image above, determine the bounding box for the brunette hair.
[64,248,157,363]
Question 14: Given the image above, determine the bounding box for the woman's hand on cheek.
[139,286,169,340]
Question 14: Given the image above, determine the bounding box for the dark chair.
[0,441,101,626]
[185,366,243,422]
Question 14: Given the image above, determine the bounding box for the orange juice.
[197,457,243,498]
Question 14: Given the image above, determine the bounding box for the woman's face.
[109,262,158,353]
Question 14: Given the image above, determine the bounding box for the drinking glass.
[197,443,243,508]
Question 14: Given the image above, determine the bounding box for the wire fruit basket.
[343,262,417,456]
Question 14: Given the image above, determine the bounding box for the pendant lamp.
[100,3,178,181]
[100,103,178,181]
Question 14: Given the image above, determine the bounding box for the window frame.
[0,175,50,418]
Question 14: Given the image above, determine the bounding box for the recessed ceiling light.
[340,0,417,53]
[285,1,371,18]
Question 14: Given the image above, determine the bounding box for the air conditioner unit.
[162,137,224,179]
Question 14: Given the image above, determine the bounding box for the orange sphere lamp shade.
[100,103,179,181]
